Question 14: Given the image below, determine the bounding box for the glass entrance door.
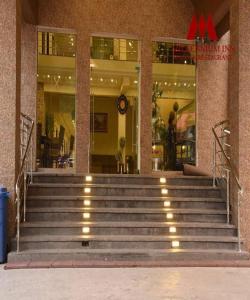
[89,36,140,174]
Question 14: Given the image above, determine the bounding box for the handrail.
[16,113,34,252]
[212,120,243,252]
[212,127,242,193]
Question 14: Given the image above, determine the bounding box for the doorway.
[89,36,140,174]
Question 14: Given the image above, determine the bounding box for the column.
[0,0,21,235]
[229,0,250,250]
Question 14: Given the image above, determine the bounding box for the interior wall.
[91,97,118,156]
[196,31,229,174]
[37,0,194,174]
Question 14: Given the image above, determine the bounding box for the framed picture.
[90,113,108,132]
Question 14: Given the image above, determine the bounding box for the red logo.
[187,15,218,41]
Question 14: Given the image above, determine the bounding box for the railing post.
[213,137,216,187]
[16,188,20,253]
[237,190,242,252]
[226,169,230,224]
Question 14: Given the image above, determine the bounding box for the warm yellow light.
[82,227,90,234]
[164,201,171,207]
[166,213,173,219]
[84,199,91,206]
[83,213,90,219]
[161,189,168,195]
[85,175,93,182]
[169,226,176,233]
[172,241,180,248]
[84,188,91,194]
[160,178,166,184]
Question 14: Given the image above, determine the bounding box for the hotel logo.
[187,15,218,41]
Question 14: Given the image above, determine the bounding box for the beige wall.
[196,32,229,174]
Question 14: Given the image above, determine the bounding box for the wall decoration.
[116,94,128,114]
[90,113,108,132]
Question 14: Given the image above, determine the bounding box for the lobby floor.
[1,266,250,300]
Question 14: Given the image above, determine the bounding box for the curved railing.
[212,120,243,252]
[16,113,34,252]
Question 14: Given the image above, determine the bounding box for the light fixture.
[37,74,39,77]
[164,82,167,85]
[161,188,168,195]
[73,53,76,57]
[58,75,61,79]
[68,76,72,80]
[47,74,50,78]
[169,226,176,233]
[184,60,187,64]
[84,199,91,206]
[172,240,180,248]
[160,178,166,184]
[184,83,187,86]
[84,187,91,194]
[193,83,196,87]
[174,82,177,86]
[100,78,103,82]
[82,227,90,234]
[83,212,90,219]
[134,80,138,84]
[111,78,114,83]
[70,37,74,42]
[90,77,93,81]
[85,175,93,182]
[166,213,173,219]
[164,201,171,207]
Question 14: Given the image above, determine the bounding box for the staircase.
[8,173,249,263]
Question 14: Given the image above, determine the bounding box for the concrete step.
[7,248,249,263]
[28,183,221,198]
[31,173,213,186]
[26,207,227,223]
[20,221,236,236]
[11,234,240,251]
[27,195,226,209]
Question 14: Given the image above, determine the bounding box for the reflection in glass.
[36,31,76,169]
[152,41,196,171]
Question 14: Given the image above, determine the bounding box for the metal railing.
[212,120,243,252]
[16,113,34,252]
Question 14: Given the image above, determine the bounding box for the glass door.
[89,36,140,174]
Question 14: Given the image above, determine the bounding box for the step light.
[83,212,90,219]
[169,226,176,233]
[164,201,171,207]
[166,213,173,219]
[85,175,93,182]
[84,199,91,206]
[161,188,168,195]
[82,227,90,234]
[172,240,180,248]
[84,187,91,194]
[160,177,166,184]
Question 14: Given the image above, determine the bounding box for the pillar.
[0,0,21,236]
[229,0,250,250]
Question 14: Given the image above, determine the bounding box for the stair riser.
[26,212,227,223]
[21,227,236,236]
[28,187,221,198]
[8,251,249,263]
[32,176,213,186]
[27,199,226,210]
[13,241,238,251]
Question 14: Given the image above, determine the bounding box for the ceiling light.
[84,188,91,194]
[82,227,90,234]
[184,83,187,86]
[193,83,196,87]
[68,76,72,80]
[161,189,168,195]
[83,213,90,219]
[184,60,187,64]
[100,78,103,82]
[90,77,93,81]
[58,75,61,79]
[84,200,91,206]
[47,74,50,78]
[164,201,171,207]
[174,82,177,86]
[86,175,93,182]
[134,80,138,84]
[111,78,114,83]
[164,82,167,85]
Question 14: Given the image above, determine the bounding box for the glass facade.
[36,31,76,169]
[152,41,196,171]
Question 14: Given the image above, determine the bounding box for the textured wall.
[229,0,250,251]
[196,32,229,174]
[37,0,194,174]
[0,0,21,238]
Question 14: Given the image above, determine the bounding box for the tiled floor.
[1,266,250,299]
